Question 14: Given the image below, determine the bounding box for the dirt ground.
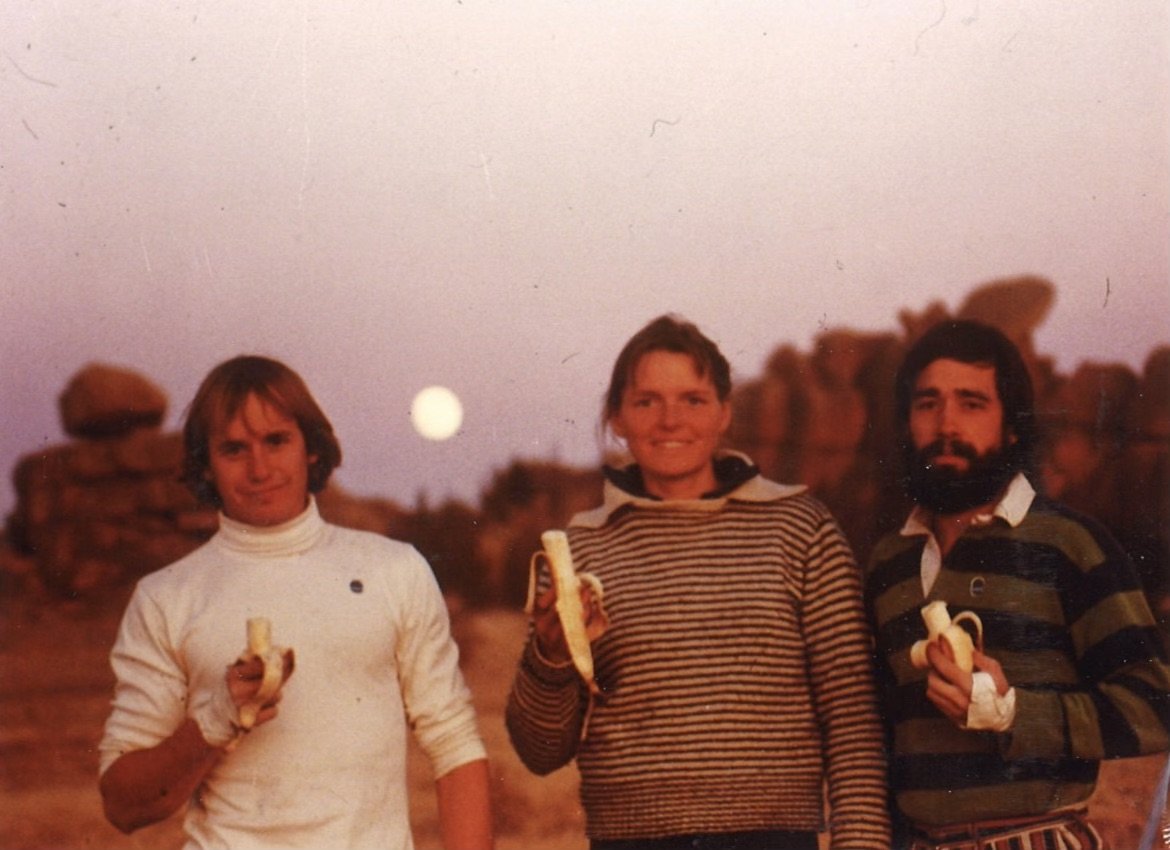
[0,589,1165,850]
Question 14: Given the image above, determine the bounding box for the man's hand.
[925,642,1010,727]
[227,649,295,730]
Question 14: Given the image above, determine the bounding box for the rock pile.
[6,364,216,597]
[731,276,1170,611]
[3,278,1167,615]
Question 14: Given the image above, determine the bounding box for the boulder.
[58,363,167,438]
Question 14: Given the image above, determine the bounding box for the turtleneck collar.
[215,497,326,558]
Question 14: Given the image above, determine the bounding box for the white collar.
[570,452,807,530]
[216,497,326,557]
[900,472,1036,539]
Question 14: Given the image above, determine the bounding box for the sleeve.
[504,629,587,775]
[98,586,190,775]
[394,546,487,779]
[1005,517,1170,762]
[799,503,892,850]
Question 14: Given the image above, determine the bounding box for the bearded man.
[865,320,1169,850]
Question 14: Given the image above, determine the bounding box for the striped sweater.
[506,464,890,848]
[865,483,1170,827]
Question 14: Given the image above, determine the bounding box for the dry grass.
[0,591,1163,849]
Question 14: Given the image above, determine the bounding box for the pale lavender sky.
[2,2,1168,518]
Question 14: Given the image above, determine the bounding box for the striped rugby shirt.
[506,457,890,848]
[865,473,1170,827]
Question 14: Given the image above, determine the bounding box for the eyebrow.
[912,387,993,402]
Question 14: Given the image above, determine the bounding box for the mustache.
[918,438,979,463]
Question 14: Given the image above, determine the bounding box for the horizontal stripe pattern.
[866,495,1170,826]
[507,487,889,847]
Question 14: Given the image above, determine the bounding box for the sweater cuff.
[189,677,242,749]
[521,637,579,687]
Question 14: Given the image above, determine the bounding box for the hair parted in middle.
[180,354,342,507]
[602,314,733,425]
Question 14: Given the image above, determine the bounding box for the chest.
[571,513,807,647]
[174,555,401,689]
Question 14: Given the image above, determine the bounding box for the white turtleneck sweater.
[99,500,485,850]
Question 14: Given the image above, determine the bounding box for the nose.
[937,399,960,436]
[659,401,682,429]
[246,446,271,480]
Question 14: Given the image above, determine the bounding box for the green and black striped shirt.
[865,476,1170,826]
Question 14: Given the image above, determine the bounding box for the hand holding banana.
[912,601,1010,726]
[526,530,610,695]
[910,601,983,673]
[224,618,295,750]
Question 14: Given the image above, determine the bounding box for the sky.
[2,1,1168,519]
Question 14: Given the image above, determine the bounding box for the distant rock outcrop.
[5,364,409,598]
[58,363,168,439]
[7,411,213,597]
[3,278,1167,616]
[732,276,1169,614]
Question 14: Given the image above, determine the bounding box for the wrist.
[189,677,243,749]
[964,672,1016,731]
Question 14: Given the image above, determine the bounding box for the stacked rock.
[6,364,217,597]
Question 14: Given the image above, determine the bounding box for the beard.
[903,437,1020,515]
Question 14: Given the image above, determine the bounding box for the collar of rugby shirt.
[900,472,1036,596]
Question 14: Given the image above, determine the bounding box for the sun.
[411,386,464,441]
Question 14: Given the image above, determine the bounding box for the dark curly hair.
[894,319,1037,474]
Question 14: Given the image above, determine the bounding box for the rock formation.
[3,278,1167,616]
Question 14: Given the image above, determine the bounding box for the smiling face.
[609,349,731,501]
[206,393,317,527]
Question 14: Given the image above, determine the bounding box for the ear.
[717,400,732,435]
[609,416,626,441]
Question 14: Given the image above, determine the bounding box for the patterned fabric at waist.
[908,808,1102,850]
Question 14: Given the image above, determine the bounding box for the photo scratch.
[140,237,154,279]
[297,0,312,213]
[914,0,947,55]
[650,116,680,137]
[1103,277,1111,308]
[477,150,495,200]
[6,53,57,87]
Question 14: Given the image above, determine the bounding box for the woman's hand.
[530,585,605,665]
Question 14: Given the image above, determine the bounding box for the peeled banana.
[910,600,983,673]
[527,530,609,695]
[236,617,289,731]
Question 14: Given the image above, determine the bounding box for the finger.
[229,657,265,682]
[925,641,970,691]
[535,586,557,611]
[925,671,968,722]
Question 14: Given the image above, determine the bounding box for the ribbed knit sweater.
[865,483,1170,827]
[506,461,890,849]
[100,500,485,850]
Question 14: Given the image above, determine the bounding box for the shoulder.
[1015,496,1129,572]
[869,529,920,565]
[732,481,840,529]
[134,536,220,595]
[320,523,433,574]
